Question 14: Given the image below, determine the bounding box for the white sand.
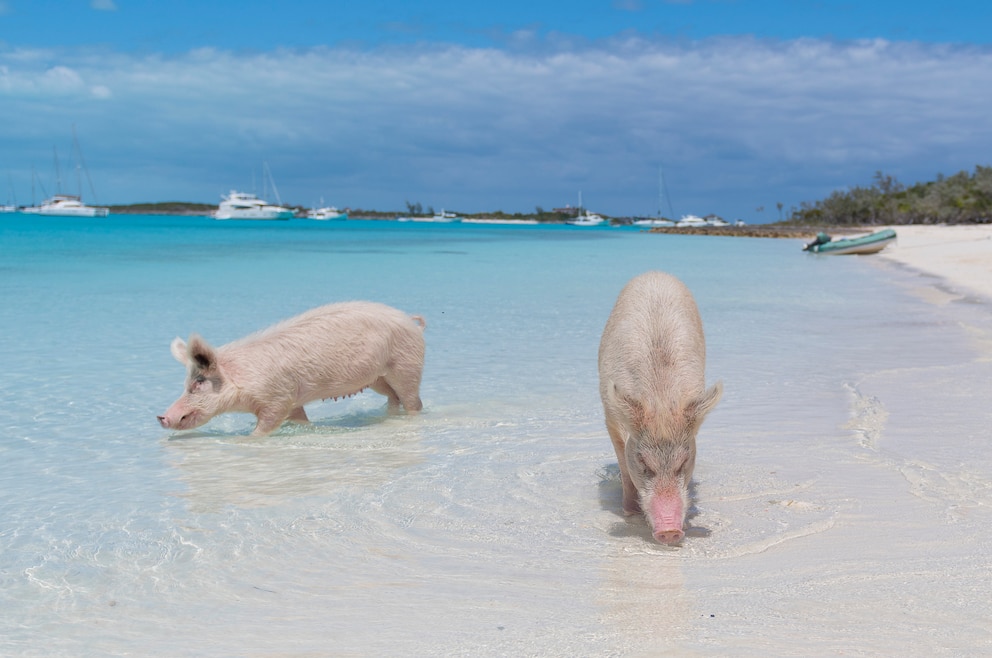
[877,224,992,301]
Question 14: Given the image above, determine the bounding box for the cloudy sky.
[2,1,991,220]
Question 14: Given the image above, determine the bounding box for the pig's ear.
[170,337,188,365]
[186,334,219,374]
[605,381,647,431]
[688,381,723,424]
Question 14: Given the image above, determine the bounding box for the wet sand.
[877,224,992,302]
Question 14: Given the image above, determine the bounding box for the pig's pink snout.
[649,491,686,545]
[157,414,186,429]
[653,527,685,544]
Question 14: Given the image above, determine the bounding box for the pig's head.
[158,334,226,431]
[623,382,723,544]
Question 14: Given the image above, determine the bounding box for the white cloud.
[91,0,118,10]
[1,38,991,216]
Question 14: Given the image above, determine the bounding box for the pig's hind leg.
[376,372,423,414]
[287,406,310,424]
[371,377,403,412]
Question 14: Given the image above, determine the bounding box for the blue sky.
[2,1,991,219]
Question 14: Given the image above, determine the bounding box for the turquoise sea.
[2,214,990,655]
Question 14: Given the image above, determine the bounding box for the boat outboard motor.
[803,232,832,251]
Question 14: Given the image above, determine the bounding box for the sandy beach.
[4,216,992,655]
[877,224,992,302]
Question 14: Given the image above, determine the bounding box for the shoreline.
[874,224,992,302]
[650,223,992,303]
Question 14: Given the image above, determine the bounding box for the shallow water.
[1,215,990,655]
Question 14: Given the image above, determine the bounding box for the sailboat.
[21,127,109,217]
[566,191,606,226]
[632,167,676,227]
[0,174,16,213]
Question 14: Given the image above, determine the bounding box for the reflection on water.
[166,409,430,512]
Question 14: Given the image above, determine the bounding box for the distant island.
[106,166,992,227]
[107,201,607,223]
[108,201,217,215]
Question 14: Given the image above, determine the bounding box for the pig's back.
[599,271,707,399]
[223,301,424,380]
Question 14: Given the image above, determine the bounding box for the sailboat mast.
[658,165,675,219]
[53,146,62,194]
[265,162,283,206]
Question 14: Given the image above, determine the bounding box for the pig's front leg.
[252,408,291,436]
[606,418,641,515]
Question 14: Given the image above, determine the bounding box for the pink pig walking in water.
[599,272,722,544]
[159,301,426,436]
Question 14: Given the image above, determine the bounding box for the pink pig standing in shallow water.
[599,271,722,545]
[159,301,426,436]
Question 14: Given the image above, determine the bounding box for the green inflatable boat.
[803,228,897,255]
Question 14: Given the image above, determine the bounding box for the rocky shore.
[644,224,832,239]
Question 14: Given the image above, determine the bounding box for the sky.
[2,1,992,221]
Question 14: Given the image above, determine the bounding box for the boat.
[398,209,461,223]
[631,217,675,227]
[675,214,709,228]
[21,127,109,217]
[565,192,606,226]
[21,194,109,217]
[802,228,897,255]
[2,174,17,212]
[633,167,677,227]
[429,209,460,222]
[307,206,347,220]
[567,210,606,226]
[214,191,294,220]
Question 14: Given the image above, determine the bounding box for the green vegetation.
[109,201,216,215]
[786,166,992,225]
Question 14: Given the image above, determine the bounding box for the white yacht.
[675,214,709,228]
[631,217,675,227]
[307,206,347,220]
[429,209,460,222]
[21,194,109,217]
[215,191,294,220]
[398,209,461,223]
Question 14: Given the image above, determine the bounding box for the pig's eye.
[635,454,654,476]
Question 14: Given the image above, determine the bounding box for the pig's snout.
[157,413,189,429]
[649,490,686,545]
[653,527,685,544]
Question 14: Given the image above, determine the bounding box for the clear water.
[2,215,990,655]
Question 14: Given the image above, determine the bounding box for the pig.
[159,301,426,436]
[598,271,722,544]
